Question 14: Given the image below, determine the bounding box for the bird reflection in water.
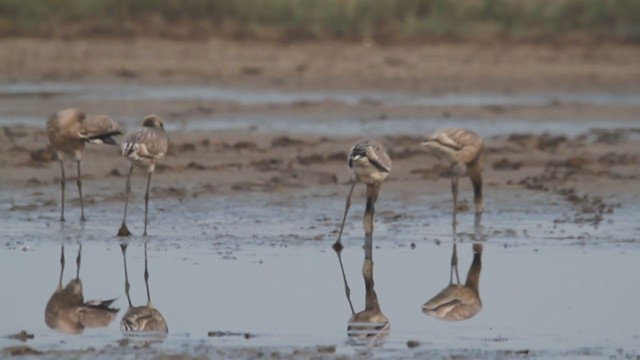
[120,241,168,339]
[335,235,390,350]
[45,242,119,334]
[422,241,483,321]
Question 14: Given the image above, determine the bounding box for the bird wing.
[438,128,483,149]
[122,127,168,159]
[365,142,392,172]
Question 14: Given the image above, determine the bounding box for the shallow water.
[2,81,639,138]
[3,112,640,140]
[3,81,640,106]
[1,192,640,358]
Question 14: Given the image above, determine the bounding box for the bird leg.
[76,160,86,222]
[59,159,66,222]
[121,243,133,307]
[117,164,134,237]
[474,212,483,240]
[334,246,355,315]
[75,244,82,279]
[144,241,151,304]
[468,158,483,214]
[451,174,459,235]
[363,183,380,238]
[450,242,460,285]
[333,180,356,251]
[143,171,153,236]
[59,242,65,286]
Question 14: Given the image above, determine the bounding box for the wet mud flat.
[2,118,640,359]
[1,47,640,358]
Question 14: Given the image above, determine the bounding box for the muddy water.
[1,192,640,358]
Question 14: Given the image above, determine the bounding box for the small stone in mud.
[271,136,306,147]
[117,338,129,347]
[297,154,324,165]
[208,331,255,339]
[109,168,121,177]
[250,158,283,171]
[233,141,258,151]
[6,330,34,342]
[406,340,421,348]
[177,143,197,152]
[493,158,523,170]
[316,345,336,353]
[455,200,470,212]
[187,161,208,170]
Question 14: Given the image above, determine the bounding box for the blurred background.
[1,0,639,42]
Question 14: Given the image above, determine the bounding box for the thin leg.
[75,244,82,279]
[117,164,134,237]
[451,175,459,234]
[59,243,65,286]
[76,160,86,222]
[121,243,132,307]
[474,212,483,240]
[143,172,152,236]
[144,242,151,303]
[333,181,356,251]
[334,246,355,315]
[59,160,66,222]
[363,183,380,237]
[450,242,460,284]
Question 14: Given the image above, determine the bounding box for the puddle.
[1,192,639,358]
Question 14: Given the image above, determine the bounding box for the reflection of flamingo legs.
[335,248,355,316]
[120,241,168,334]
[345,228,390,347]
[121,243,133,308]
[449,242,460,285]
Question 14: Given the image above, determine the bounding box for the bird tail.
[85,298,119,312]
[87,130,122,145]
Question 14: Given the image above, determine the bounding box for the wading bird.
[46,109,121,222]
[117,115,168,237]
[421,128,484,217]
[333,140,391,251]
